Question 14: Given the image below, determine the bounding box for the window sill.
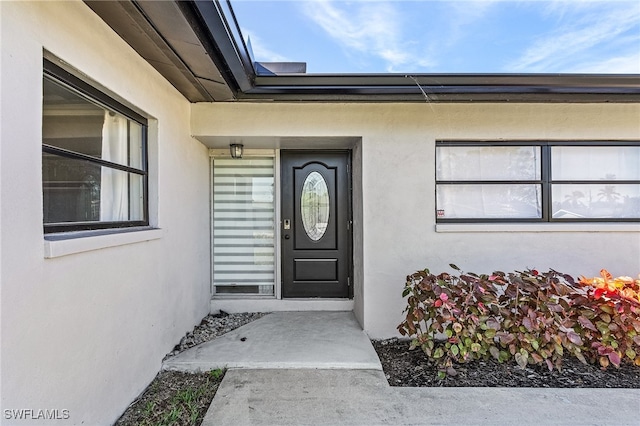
[435,223,640,233]
[44,227,163,258]
[212,295,277,300]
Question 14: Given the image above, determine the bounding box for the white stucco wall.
[351,141,365,328]
[1,2,210,424]
[192,102,640,338]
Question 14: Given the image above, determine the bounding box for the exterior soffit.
[84,0,235,102]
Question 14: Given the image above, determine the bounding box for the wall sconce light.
[230,143,244,159]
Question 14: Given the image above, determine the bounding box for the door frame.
[208,145,356,304]
[279,149,353,299]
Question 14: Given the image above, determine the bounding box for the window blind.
[212,157,275,295]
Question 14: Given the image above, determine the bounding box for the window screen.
[212,157,275,295]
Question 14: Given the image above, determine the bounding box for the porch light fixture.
[230,143,243,159]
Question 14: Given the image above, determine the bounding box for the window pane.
[43,154,101,223]
[552,146,640,181]
[437,184,542,219]
[552,184,640,219]
[99,168,145,222]
[43,154,144,223]
[437,146,541,181]
[43,77,144,169]
[212,157,275,296]
[301,171,330,241]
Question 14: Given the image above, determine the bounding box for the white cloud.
[240,0,640,73]
[241,28,291,63]
[543,0,639,14]
[433,0,502,54]
[507,4,640,72]
[567,54,640,74]
[298,0,510,72]
[300,0,434,72]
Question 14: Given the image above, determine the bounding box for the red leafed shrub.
[573,270,640,368]
[496,269,589,372]
[397,266,503,377]
[398,265,640,377]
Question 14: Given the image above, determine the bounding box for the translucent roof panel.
[231,0,640,74]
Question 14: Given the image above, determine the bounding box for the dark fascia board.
[240,73,640,102]
[185,0,256,93]
[255,73,640,88]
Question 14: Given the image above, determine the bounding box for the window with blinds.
[435,141,640,222]
[212,157,275,296]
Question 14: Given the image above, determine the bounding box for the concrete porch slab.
[203,368,640,426]
[162,311,381,371]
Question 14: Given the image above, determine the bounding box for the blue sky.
[231,0,640,74]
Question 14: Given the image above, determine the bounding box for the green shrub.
[398,264,639,377]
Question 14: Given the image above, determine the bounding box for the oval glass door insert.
[301,171,330,241]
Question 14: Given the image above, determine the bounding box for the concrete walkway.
[162,311,640,425]
[205,369,640,425]
[163,311,380,371]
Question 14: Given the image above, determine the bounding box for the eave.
[84,0,238,102]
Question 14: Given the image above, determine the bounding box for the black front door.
[281,151,351,298]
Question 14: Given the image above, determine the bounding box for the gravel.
[164,311,267,360]
[372,338,640,388]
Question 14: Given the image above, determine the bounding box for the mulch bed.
[373,338,640,388]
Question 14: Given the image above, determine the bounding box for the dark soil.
[373,339,640,388]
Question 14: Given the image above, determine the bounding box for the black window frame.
[43,59,149,234]
[436,140,640,223]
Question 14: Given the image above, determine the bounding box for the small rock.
[163,312,267,360]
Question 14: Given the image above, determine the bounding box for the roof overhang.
[86,0,640,103]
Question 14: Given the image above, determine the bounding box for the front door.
[281,151,351,298]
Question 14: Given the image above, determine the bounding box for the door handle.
[284,234,290,240]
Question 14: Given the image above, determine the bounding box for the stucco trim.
[44,227,164,258]
[435,223,640,233]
